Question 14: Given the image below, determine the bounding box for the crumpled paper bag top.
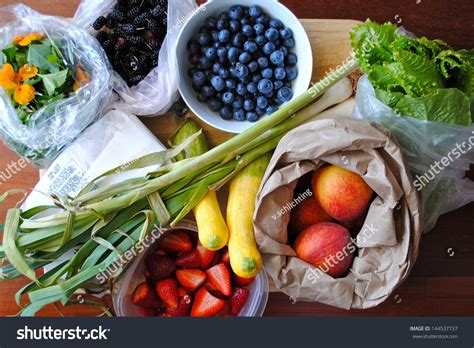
[254,117,422,309]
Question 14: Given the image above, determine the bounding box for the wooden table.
[0,0,473,317]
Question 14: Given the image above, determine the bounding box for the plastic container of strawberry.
[112,220,269,317]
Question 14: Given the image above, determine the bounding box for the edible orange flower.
[12,32,44,46]
[0,63,39,105]
[72,67,90,92]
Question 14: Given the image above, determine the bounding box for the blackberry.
[127,35,144,47]
[151,5,166,18]
[148,0,160,7]
[144,37,160,50]
[110,9,126,24]
[158,0,168,7]
[116,37,127,50]
[128,7,142,21]
[92,16,107,31]
[133,13,149,27]
[96,31,109,44]
[101,39,115,52]
[146,19,160,33]
[161,16,168,27]
[128,74,144,86]
[121,23,136,35]
[150,51,159,65]
[114,27,126,37]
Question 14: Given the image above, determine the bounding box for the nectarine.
[288,194,332,238]
[294,222,355,278]
[312,165,373,223]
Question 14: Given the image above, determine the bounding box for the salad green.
[350,20,474,126]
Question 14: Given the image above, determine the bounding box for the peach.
[312,165,373,223]
[294,222,355,278]
[288,194,332,238]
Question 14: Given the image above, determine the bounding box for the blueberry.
[208,98,221,111]
[246,111,259,122]
[273,80,284,91]
[233,108,246,121]
[247,82,257,94]
[252,74,262,83]
[287,53,298,66]
[256,107,265,116]
[222,91,235,105]
[248,61,258,73]
[277,86,293,102]
[211,76,226,92]
[244,41,258,53]
[197,93,208,102]
[256,15,269,26]
[199,25,210,34]
[227,47,240,62]
[187,40,200,55]
[284,38,296,48]
[262,68,273,79]
[263,42,276,55]
[258,78,274,94]
[274,67,286,80]
[228,5,245,20]
[242,24,254,37]
[219,106,233,119]
[280,28,293,39]
[188,67,198,78]
[218,12,229,21]
[254,23,265,35]
[199,56,212,69]
[217,47,227,59]
[226,79,237,90]
[270,50,285,66]
[232,33,245,47]
[192,71,206,86]
[217,18,229,30]
[232,97,243,109]
[240,17,251,26]
[258,57,269,68]
[219,68,230,79]
[236,83,247,96]
[280,46,289,56]
[212,62,222,74]
[206,16,217,29]
[235,63,249,79]
[265,28,279,42]
[239,52,252,64]
[269,18,284,29]
[244,99,255,111]
[266,105,278,115]
[218,30,231,43]
[205,47,217,60]
[210,30,219,42]
[254,35,266,47]
[286,66,298,81]
[265,91,275,98]
[202,85,215,97]
[229,20,241,33]
[257,96,269,109]
[189,54,200,66]
[249,5,263,17]
[198,33,211,46]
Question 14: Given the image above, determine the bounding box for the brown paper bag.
[254,117,422,309]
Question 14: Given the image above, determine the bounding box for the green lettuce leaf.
[27,44,60,72]
[39,69,69,96]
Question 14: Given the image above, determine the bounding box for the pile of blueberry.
[187,5,298,122]
[92,0,168,87]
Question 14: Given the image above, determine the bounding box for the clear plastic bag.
[0,4,113,168]
[74,0,198,116]
[353,75,474,232]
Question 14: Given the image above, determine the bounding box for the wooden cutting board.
[141,19,360,145]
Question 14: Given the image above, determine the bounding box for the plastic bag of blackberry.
[74,0,198,116]
[0,4,113,168]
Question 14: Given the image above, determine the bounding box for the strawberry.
[230,287,249,316]
[216,300,232,316]
[211,250,222,266]
[166,294,192,316]
[204,280,218,292]
[176,249,201,268]
[191,287,225,317]
[205,263,232,297]
[232,273,255,287]
[196,242,216,269]
[178,287,190,298]
[221,248,230,265]
[145,253,176,281]
[176,269,207,291]
[159,231,193,253]
[156,278,179,309]
[132,282,162,308]
[136,307,158,317]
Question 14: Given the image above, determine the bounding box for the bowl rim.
[176,0,313,134]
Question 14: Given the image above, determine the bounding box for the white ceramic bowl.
[176,0,313,133]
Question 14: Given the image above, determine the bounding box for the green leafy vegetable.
[2,45,18,63]
[27,44,60,72]
[39,69,69,96]
[351,19,474,125]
